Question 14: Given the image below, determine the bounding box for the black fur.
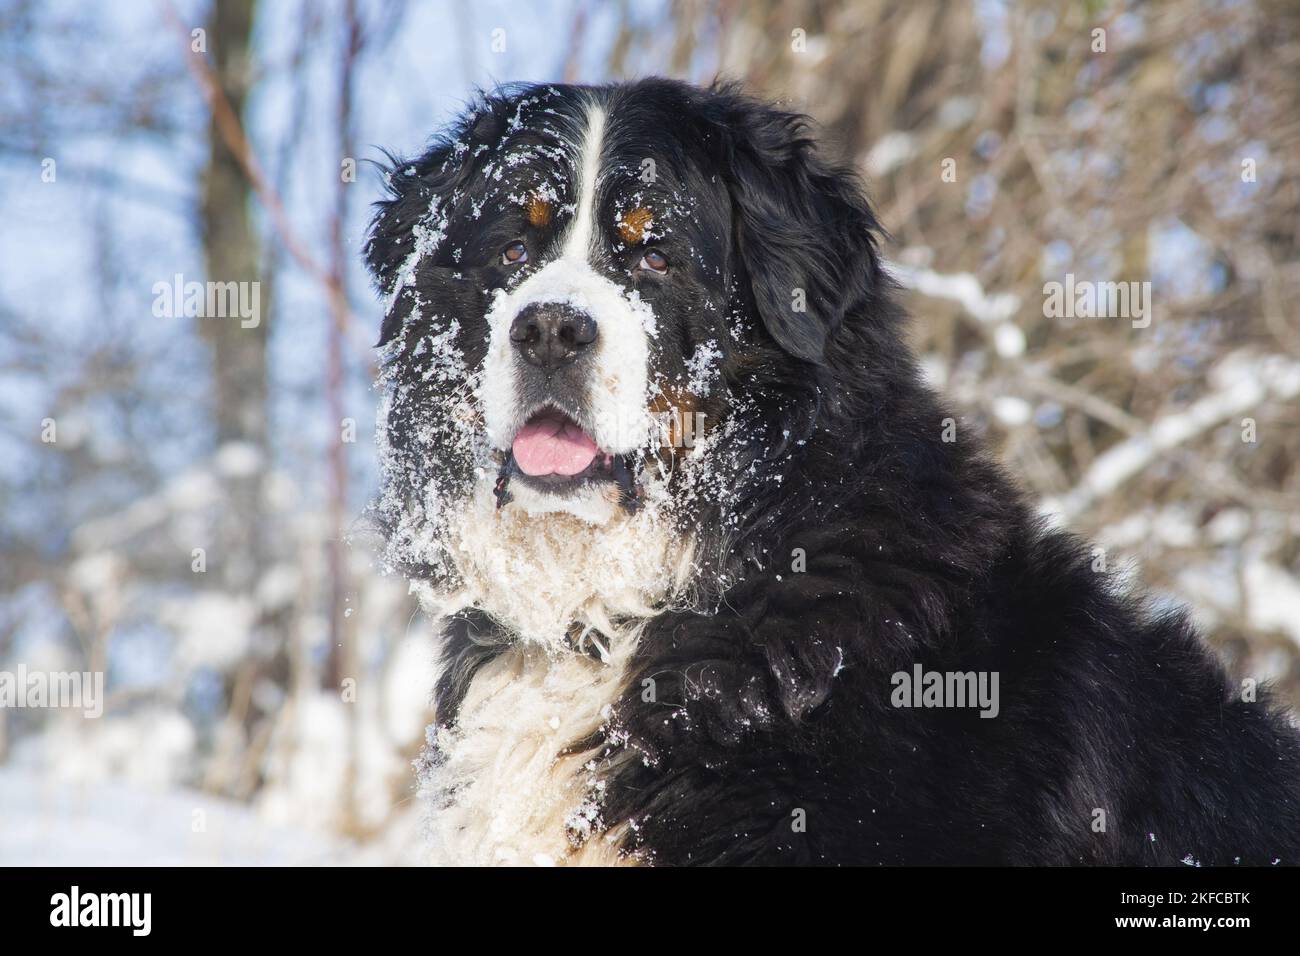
[367,78,1300,865]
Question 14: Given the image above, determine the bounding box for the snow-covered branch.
[1045,352,1300,522]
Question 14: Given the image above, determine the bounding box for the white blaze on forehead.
[477,96,658,524]
[561,103,607,262]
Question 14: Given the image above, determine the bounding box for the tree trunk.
[200,0,267,595]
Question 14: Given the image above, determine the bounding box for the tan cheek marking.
[617,207,654,245]
[526,195,554,228]
[649,387,706,452]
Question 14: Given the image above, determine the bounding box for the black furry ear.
[364,96,513,346]
[706,86,885,363]
[364,145,455,346]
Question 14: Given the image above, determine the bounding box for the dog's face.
[367,80,885,599]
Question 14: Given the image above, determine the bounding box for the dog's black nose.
[509,303,598,370]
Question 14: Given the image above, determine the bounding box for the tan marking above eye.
[526,194,554,227]
[617,207,654,245]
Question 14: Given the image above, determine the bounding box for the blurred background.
[1,0,1298,864]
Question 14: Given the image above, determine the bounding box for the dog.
[364,78,1300,866]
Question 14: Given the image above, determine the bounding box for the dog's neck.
[411,481,694,865]
[412,480,695,652]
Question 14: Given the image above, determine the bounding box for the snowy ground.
[0,767,421,866]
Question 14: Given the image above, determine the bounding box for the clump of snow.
[991,395,1032,426]
[214,441,263,478]
[15,707,196,789]
[684,339,723,398]
[160,592,255,673]
[865,131,917,177]
[1244,562,1300,648]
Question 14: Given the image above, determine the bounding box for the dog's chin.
[504,478,624,526]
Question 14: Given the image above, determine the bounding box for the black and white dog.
[365,78,1300,866]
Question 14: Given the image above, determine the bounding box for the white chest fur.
[414,486,695,866]
[420,637,638,866]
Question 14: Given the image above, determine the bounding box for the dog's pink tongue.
[512,413,599,476]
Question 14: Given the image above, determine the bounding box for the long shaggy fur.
[367,78,1300,865]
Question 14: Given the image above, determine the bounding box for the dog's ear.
[365,146,453,296]
[705,87,885,363]
[365,98,512,346]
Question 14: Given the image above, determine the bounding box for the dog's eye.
[501,241,528,266]
[638,249,668,274]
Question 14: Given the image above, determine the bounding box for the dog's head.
[366,79,890,624]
